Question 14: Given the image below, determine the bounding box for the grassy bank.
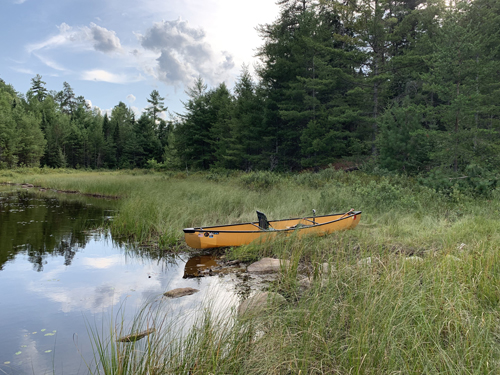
[2,167,500,373]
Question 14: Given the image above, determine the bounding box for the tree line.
[2,0,500,183]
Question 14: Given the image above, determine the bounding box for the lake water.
[0,188,248,375]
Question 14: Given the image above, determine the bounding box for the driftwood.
[116,328,155,342]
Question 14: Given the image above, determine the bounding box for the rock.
[357,257,373,266]
[117,328,155,342]
[298,277,312,291]
[247,258,290,274]
[163,287,199,298]
[237,291,286,316]
[317,262,335,275]
[21,184,34,188]
[405,256,423,263]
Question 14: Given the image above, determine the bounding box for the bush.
[238,171,284,190]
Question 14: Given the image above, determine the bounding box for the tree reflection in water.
[0,190,116,271]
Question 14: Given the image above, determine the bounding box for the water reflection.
[0,189,242,375]
[0,190,111,271]
[183,255,218,278]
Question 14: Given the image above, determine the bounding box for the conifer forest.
[2,0,500,192]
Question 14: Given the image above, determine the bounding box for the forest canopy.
[1,0,500,191]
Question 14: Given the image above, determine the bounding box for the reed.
[3,167,500,373]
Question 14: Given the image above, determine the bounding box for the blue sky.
[1,0,279,117]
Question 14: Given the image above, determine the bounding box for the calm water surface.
[0,189,243,375]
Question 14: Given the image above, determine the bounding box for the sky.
[1,0,280,118]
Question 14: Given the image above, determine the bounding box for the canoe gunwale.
[183,211,362,234]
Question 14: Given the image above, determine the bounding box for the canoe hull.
[184,211,361,249]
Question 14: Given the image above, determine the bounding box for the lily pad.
[32,332,37,334]
[4,361,10,364]
[44,350,52,353]
[44,333,55,336]
[21,345,27,348]
[41,329,46,332]
[15,351,22,355]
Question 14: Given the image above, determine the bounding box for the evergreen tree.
[145,90,167,125]
[109,102,135,167]
[256,0,314,170]
[209,82,233,168]
[28,74,48,102]
[422,0,496,173]
[134,113,162,167]
[224,67,265,170]
[378,98,433,173]
[175,78,214,169]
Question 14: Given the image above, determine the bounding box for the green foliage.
[49,169,500,375]
[378,101,433,174]
[4,0,500,199]
[238,171,284,190]
[420,164,499,197]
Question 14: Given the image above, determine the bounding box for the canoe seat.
[256,211,273,230]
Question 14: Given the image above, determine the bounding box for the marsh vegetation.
[3,168,500,373]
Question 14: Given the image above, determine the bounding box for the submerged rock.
[116,328,155,342]
[163,287,199,298]
[237,291,286,316]
[247,258,290,274]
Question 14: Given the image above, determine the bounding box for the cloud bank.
[139,19,235,85]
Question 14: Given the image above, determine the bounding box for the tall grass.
[84,238,500,374]
[3,167,498,250]
[3,167,500,373]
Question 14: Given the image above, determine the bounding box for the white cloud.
[100,108,113,117]
[12,67,35,74]
[89,22,122,53]
[139,18,235,85]
[81,69,144,84]
[27,24,71,53]
[33,52,67,71]
[130,105,140,115]
[126,94,136,103]
[27,22,122,54]
[81,256,119,269]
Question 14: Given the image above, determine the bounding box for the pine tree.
[29,74,48,102]
[209,82,233,168]
[145,90,167,125]
[175,78,214,170]
[224,67,265,170]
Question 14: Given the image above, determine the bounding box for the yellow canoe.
[184,210,361,249]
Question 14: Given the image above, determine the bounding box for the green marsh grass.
[4,167,500,373]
